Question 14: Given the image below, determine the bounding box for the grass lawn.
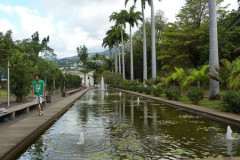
[179,96,223,111]
[0,90,7,98]
[158,90,223,111]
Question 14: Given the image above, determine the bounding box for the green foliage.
[137,86,144,93]
[187,88,204,105]
[10,51,36,102]
[145,79,154,86]
[143,87,152,95]
[159,67,185,87]
[182,65,209,89]
[229,58,240,89]
[153,86,163,97]
[0,30,81,101]
[77,45,88,66]
[97,71,123,87]
[208,59,232,88]
[64,73,82,90]
[165,88,181,101]
[0,30,14,67]
[222,90,240,114]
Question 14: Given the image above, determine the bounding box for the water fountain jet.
[77,132,85,145]
[226,125,234,140]
[98,77,105,90]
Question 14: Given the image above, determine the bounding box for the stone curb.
[116,89,240,160]
[116,89,240,127]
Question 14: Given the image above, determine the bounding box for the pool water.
[18,89,240,160]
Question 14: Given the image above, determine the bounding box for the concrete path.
[0,89,89,160]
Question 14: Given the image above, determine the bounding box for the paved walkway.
[0,89,89,160]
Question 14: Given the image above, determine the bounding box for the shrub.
[145,79,154,86]
[144,87,152,95]
[137,86,144,93]
[187,88,204,104]
[165,88,181,101]
[222,90,240,114]
[97,71,123,87]
[129,86,134,91]
[153,86,163,97]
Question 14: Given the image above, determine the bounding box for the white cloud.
[0,0,238,58]
[0,19,15,32]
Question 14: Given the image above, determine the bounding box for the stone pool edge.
[116,88,240,127]
[116,88,240,160]
[0,88,89,160]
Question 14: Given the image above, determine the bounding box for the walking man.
[32,74,46,115]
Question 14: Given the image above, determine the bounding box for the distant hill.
[55,49,110,71]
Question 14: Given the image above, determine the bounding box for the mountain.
[55,49,110,71]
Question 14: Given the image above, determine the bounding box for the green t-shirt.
[32,80,46,96]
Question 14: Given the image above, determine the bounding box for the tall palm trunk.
[208,0,220,99]
[118,45,122,74]
[151,0,156,80]
[115,46,118,73]
[121,29,125,79]
[142,2,147,83]
[130,26,134,81]
[109,48,112,59]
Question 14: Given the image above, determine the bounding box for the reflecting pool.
[18,89,240,159]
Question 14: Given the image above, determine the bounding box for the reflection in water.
[18,89,240,160]
[152,106,157,127]
[144,101,148,127]
[123,99,126,120]
[131,101,134,124]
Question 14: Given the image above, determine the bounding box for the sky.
[0,0,238,58]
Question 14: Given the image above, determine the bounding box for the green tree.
[208,59,232,89]
[77,45,89,85]
[102,35,114,59]
[126,5,142,81]
[105,26,128,74]
[10,50,36,102]
[182,65,209,89]
[110,10,129,79]
[0,30,14,68]
[126,0,150,83]
[228,58,240,89]
[150,0,161,80]
[208,0,220,99]
[16,31,56,63]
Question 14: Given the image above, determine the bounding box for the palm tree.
[106,26,121,73]
[110,11,129,79]
[182,65,210,89]
[77,45,88,85]
[105,26,129,75]
[102,35,114,59]
[208,0,220,99]
[126,6,142,81]
[125,0,150,83]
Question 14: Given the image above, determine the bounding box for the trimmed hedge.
[165,88,181,101]
[187,88,204,105]
[153,87,163,97]
[222,90,240,114]
[144,87,152,95]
